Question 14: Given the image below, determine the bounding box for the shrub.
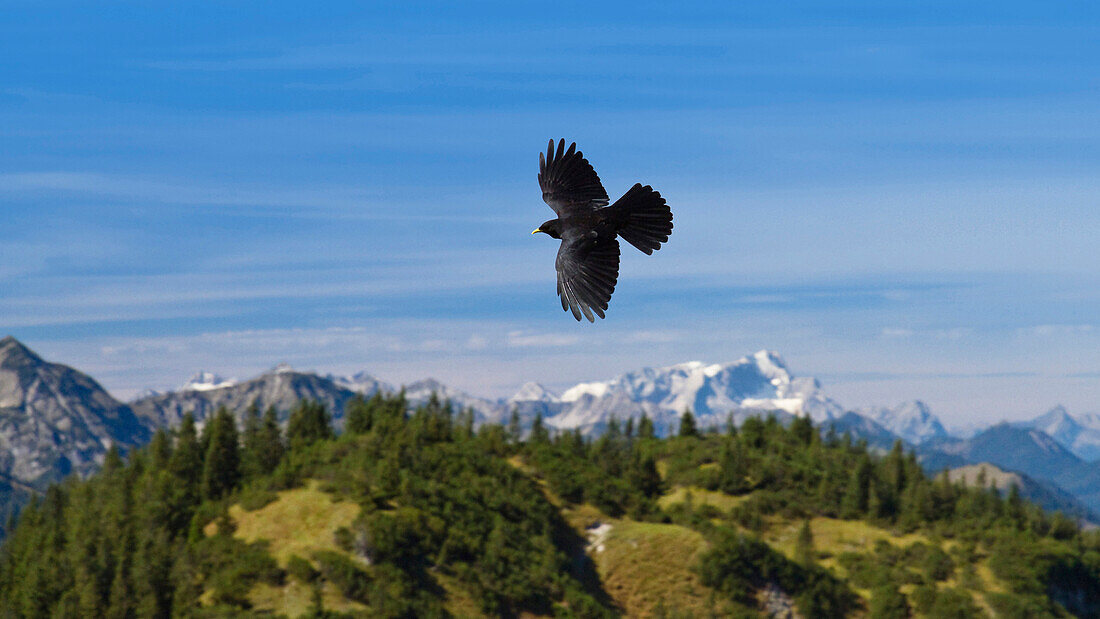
[286,555,318,583]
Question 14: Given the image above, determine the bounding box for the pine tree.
[508,408,522,443]
[201,407,240,501]
[679,409,698,438]
[841,455,872,518]
[147,428,173,471]
[530,413,550,444]
[168,413,203,533]
[345,394,375,435]
[629,455,662,498]
[637,413,656,439]
[256,406,285,475]
[1006,482,1025,527]
[240,401,264,480]
[886,440,907,496]
[790,415,814,445]
[286,400,334,450]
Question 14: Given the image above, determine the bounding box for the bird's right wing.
[555,236,620,322]
[539,138,609,216]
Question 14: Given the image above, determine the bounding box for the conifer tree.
[287,400,334,450]
[147,428,173,471]
[508,408,522,443]
[841,454,872,518]
[606,416,621,439]
[201,407,240,501]
[255,406,285,475]
[886,440,906,496]
[679,409,698,438]
[240,401,264,479]
[629,454,662,498]
[166,413,203,533]
[637,413,656,439]
[790,415,814,445]
[1006,482,1025,526]
[344,394,375,435]
[530,413,550,444]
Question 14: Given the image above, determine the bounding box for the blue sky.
[3,1,1100,425]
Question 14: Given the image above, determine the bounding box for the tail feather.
[609,183,673,255]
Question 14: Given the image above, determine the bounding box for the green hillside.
[2,395,1100,617]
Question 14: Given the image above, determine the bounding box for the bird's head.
[532,219,562,239]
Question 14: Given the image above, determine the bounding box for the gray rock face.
[130,366,361,430]
[0,336,150,488]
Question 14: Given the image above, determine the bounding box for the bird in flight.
[532,139,673,321]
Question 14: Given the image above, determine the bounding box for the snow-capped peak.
[180,371,237,392]
[751,349,790,381]
[547,350,842,433]
[560,381,610,402]
[858,400,947,445]
[1021,406,1100,462]
[510,382,559,402]
[328,371,392,396]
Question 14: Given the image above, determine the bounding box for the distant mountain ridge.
[0,336,151,530]
[545,351,845,435]
[1014,405,1100,462]
[943,463,1099,525]
[132,366,363,430]
[858,400,948,445]
[8,335,1100,531]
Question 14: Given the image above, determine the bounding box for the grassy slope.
[206,480,368,615]
[206,475,1019,618]
[592,520,736,617]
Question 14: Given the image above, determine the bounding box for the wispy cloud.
[506,331,581,348]
[1017,324,1094,337]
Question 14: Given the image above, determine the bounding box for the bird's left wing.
[539,139,609,216]
[555,236,620,322]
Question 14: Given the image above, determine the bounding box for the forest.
[2,392,1100,617]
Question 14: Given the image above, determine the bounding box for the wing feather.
[538,139,609,216]
[555,237,620,322]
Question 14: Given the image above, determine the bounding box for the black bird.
[532,139,673,321]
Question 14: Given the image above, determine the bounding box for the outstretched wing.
[555,236,620,322]
[539,138,609,217]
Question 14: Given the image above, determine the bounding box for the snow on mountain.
[1019,406,1100,462]
[546,350,844,434]
[510,382,559,403]
[179,371,237,392]
[327,371,393,397]
[858,400,948,445]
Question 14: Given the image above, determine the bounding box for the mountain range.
[3,335,1100,525]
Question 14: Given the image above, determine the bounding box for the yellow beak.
[531,228,541,235]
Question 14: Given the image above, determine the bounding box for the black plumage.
[533,139,673,322]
